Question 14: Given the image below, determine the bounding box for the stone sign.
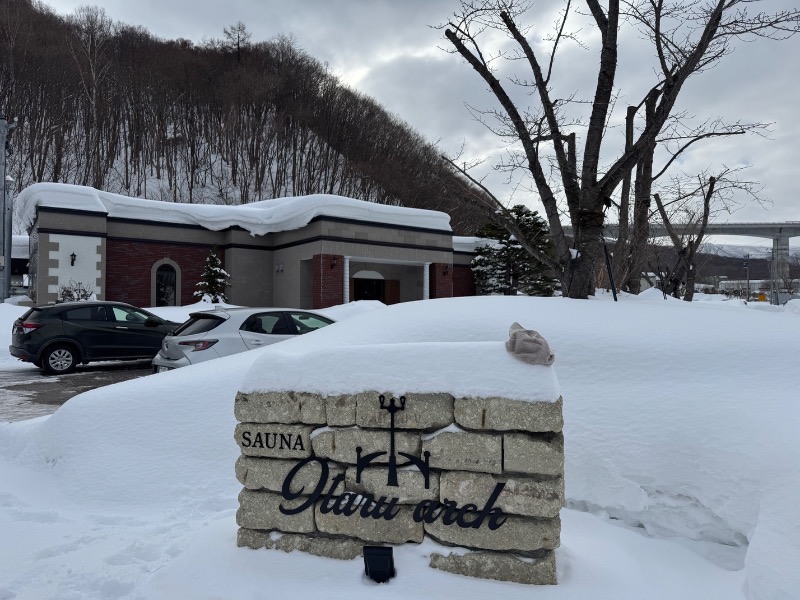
[235,388,564,584]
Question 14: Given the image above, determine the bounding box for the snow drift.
[0,295,798,599]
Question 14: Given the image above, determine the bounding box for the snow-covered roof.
[452,236,494,253]
[17,183,452,237]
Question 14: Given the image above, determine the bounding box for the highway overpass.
[564,221,800,281]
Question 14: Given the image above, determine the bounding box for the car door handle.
[251,340,265,346]
[115,326,129,329]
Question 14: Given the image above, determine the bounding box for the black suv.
[9,301,178,374]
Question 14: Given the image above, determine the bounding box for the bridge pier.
[774,235,790,286]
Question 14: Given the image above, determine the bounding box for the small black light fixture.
[69,252,77,266]
[331,256,338,269]
[443,265,449,276]
[363,546,395,583]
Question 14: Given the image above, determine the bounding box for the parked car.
[152,307,334,372]
[9,301,179,375]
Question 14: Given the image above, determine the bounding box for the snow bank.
[4,351,246,505]
[146,299,240,324]
[17,182,452,236]
[783,299,800,316]
[0,295,798,598]
[315,300,386,322]
[744,476,800,600]
[242,295,799,597]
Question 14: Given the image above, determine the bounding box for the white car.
[152,307,334,371]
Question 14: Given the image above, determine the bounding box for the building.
[10,235,30,296]
[18,183,478,308]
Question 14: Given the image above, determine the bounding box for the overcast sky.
[44,0,800,250]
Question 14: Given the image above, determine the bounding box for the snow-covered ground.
[0,293,798,599]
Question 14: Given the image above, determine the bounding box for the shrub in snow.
[194,247,229,303]
[57,280,94,302]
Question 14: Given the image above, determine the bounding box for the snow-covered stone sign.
[234,323,563,585]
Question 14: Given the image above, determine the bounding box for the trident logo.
[356,395,431,488]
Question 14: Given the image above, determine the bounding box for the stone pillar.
[343,256,350,303]
[423,262,431,300]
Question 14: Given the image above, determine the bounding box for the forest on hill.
[0,0,485,233]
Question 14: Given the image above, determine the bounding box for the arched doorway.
[352,269,385,302]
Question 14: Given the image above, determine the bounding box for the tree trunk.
[568,210,605,298]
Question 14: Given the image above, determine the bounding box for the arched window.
[156,264,177,306]
[151,259,181,307]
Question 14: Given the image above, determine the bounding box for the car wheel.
[42,345,78,375]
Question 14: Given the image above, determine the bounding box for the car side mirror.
[144,317,161,327]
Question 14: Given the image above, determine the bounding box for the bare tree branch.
[444,155,564,272]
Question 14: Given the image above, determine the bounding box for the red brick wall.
[106,239,211,307]
[430,263,453,299]
[312,254,344,309]
[385,280,400,305]
[453,264,476,297]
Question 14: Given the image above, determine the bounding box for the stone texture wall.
[234,390,564,585]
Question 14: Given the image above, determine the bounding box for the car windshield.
[172,314,226,336]
[288,312,334,333]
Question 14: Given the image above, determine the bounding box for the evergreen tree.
[194,248,229,302]
[471,206,557,297]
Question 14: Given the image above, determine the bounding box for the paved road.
[0,360,153,422]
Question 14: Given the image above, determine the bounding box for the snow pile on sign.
[240,338,559,401]
[0,295,798,599]
[16,182,451,235]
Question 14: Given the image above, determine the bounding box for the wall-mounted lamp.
[331,256,338,269]
[443,265,449,276]
[70,252,77,266]
[274,263,284,273]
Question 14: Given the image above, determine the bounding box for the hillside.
[0,0,484,233]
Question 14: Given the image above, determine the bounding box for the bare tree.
[223,21,251,64]
[653,166,761,300]
[616,117,769,294]
[0,5,492,229]
[442,0,800,298]
[65,5,116,188]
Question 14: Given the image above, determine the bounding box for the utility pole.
[0,117,18,302]
[743,254,750,301]
[771,247,778,305]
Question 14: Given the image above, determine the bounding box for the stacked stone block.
[235,390,564,584]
